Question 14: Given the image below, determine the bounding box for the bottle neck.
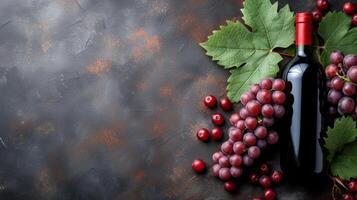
[296,45,312,57]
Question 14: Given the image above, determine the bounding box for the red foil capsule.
[295,12,313,45]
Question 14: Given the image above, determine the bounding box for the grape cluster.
[325,51,357,118]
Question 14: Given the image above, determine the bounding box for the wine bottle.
[280,13,326,180]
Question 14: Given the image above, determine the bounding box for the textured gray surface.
[0,0,353,199]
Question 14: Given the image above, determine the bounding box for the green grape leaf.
[331,141,357,179]
[318,12,357,67]
[200,0,294,102]
[324,116,357,162]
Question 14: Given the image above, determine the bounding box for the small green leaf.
[324,116,357,162]
[318,12,357,66]
[331,141,357,179]
[200,0,294,102]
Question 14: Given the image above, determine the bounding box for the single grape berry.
[224,181,236,192]
[239,107,250,119]
[219,156,230,167]
[212,164,221,176]
[243,155,254,166]
[245,117,258,130]
[325,64,338,79]
[264,189,277,200]
[212,113,225,126]
[248,146,261,159]
[254,126,268,139]
[219,167,231,181]
[343,55,357,68]
[259,163,271,175]
[211,127,224,141]
[204,95,217,108]
[235,120,245,130]
[257,89,272,104]
[273,105,285,118]
[196,128,210,142]
[260,78,273,90]
[316,0,328,11]
[243,132,257,146]
[220,96,233,111]
[192,159,206,173]
[272,79,285,91]
[230,167,243,178]
[250,84,261,95]
[327,90,343,105]
[221,141,234,155]
[240,92,255,105]
[246,100,262,116]
[259,175,272,188]
[342,194,354,200]
[342,82,356,96]
[229,127,243,142]
[262,117,274,127]
[347,66,357,83]
[229,154,242,167]
[267,131,279,144]
[328,106,338,117]
[312,10,323,23]
[261,104,274,118]
[257,139,267,149]
[338,97,355,114]
[331,77,344,90]
[330,50,344,65]
[212,151,223,163]
[352,14,357,26]
[271,170,284,184]
[229,113,240,125]
[348,180,357,192]
[272,91,286,105]
[233,141,245,155]
[343,2,356,15]
[249,173,259,185]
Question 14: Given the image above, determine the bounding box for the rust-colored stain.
[129,28,161,61]
[133,169,146,182]
[159,85,173,98]
[86,59,112,76]
[177,14,213,43]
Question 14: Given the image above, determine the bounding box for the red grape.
[212,164,221,176]
[196,128,210,142]
[331,77,344,90]
[353,14,357,26]
[219,156,230,167]
[347,66,357,83]
[224,181,236,192]
[259,175,272,188]
[271,170,284,184]
[312,9,323,23]
[325,64,338,78]
[316,0,328,11]
[211,127,224,141]
[260,78,273,90]
[219,167,231,181]
[343,2,356,15]
[338,97,355,114]
[261,104,274,117]
[330,50,344,65]
[257,139,267,149]
[212,113,225,126]
[272,79,285,91]
[249,173,259,185]
[212,151,223,163]
[248,146,261,159]
[257,89,272,104]
[229,154,242,167]
[229,127,243,142]
[220,96,233,111]
[264,189,277,200]
[192,159,206,173]
[243,155,254,166]
[245,117,258,130]
[230,167,243,178]
[239,107,250,119]
[233,141,245,155]
[348,180,357,192]
[229,113,240,125]
[240,92,255,105]
[243,132,257,146]
[262,117,274,127]
[259,163,271,175]
[254,126,268,139]
[342,194,353,200]
[344,55,357,68]
[272,91,286,105]
[342,82,356,96]
[246,100,262,116]
[327,89,342,105]
[221,141,234,155]
[267,131,279,144]
[235,120,245,130]
[250,84,261,95]
[204,95,217,108]
[273,105,285,118]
